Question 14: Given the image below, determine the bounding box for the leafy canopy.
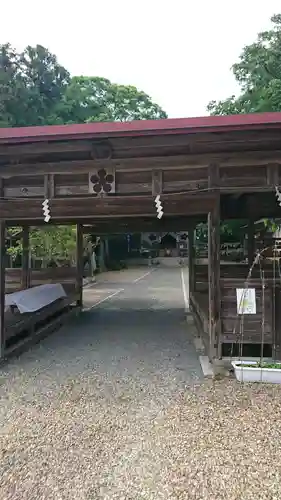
[0,44,167,127]
[208,14,281,115]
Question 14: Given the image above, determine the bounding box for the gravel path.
[1,267,281,499]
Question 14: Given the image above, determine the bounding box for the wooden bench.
[3,283,79,358]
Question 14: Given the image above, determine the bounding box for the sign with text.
[236,288,256,315]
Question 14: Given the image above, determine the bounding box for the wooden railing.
[193,263,277,292]
[5,267,77,295]
[191,264,279,351]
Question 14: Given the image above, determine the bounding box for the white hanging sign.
[236,288,256,315]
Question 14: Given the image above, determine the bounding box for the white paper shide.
[236,288,256,315]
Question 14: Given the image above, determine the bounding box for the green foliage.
[7,226,77,265]
[60,76,167,124]
[195,220,247,244]
[0,44,70,127]
[237,362,281,369]
[29,226,77,263]
[0,45,167,127]
[208,14,281,115]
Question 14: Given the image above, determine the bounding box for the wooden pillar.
[76,223,84,308]
[0,220,5,359]
[22,225,30,289]
[247,218,255,265]
[208,164,221,359]
[188,224,195,295]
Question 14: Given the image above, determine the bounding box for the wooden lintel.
[0,192,216,220]
[2,150,281,177]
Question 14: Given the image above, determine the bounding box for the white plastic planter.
[231,361,281,384]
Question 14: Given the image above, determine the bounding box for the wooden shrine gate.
[1,112,281,361]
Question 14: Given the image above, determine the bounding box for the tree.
[208,14,281,115]
[21,45,70,126]
[56,76,167,124]
[0,45,167,127]
[7,226,78,266]
[0,44,70,127]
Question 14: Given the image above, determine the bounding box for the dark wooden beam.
[2,149,281,176]
[76,223,84,308]
[0,139,93,156]
[0,178,5,359]
[0,192,216,220]
[1,129,281,160]
[22,225,30,289]
[111,130,281,151]
[247,218,255,265]
[188,223,195,295]
[0,220,5,359]
[208,164,221,359]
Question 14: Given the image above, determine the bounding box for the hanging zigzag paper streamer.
[42,199,51,223]
[155,195,164,219]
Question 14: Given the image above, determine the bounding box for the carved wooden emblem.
[89,168,115,195]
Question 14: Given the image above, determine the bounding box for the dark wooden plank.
[5,267,77,294]
[2,150,281,178]
[3,175,45,198]
[22,226,30,289]
[0,218,5,358]
[163,167,208,193]
[188,225,195,294]
[208,164,221,359]
[0,139,93,156]
[116,171,152,194]
[3,306,79,362]
[54,173,89,196]
[220,165,267,188]
[0,192,217,220]
[76,224,83,307]
[110,130,281,151]
[247,218,255,265]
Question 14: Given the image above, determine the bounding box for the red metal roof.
[1,112,281,144]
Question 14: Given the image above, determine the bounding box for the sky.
[1,1,281,118]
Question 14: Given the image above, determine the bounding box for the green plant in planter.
[237,362,281,369]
